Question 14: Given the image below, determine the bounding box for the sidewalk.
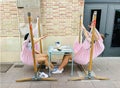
[0,57,120,88]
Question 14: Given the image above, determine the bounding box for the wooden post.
[79,15,83,43]
[88,11,97,72]
[37,16,43,53]
[28,12,37,73]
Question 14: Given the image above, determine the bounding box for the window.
[111,10,120,47]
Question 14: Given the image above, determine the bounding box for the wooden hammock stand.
[69,11,109,81]
[16,12,57,82]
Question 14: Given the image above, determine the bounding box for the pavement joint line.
[81,80,101,82]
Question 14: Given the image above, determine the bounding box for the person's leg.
[36,54,54,70]
[58,55,72,70]
[44,57,54,70]
[82,25,91,42]
[52,54,72,74]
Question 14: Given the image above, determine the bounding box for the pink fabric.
[20,39,39,65]
[73,30,105,65]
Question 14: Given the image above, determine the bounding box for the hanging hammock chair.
[73,29,105,65]
[20,17,41,66]
[20,39,39,65]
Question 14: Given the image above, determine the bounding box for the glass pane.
[90,9,101,31]
[111,10,120,47]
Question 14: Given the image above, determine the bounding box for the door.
[103,5,120,56]
[84,4,120,56]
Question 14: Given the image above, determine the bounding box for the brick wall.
[0,0,84,37]
[0,0,19,37]
[41,0,84,36]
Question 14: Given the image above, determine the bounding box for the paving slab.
[0,57,120,88]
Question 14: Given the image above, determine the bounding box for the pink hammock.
[73,30,105,65]
[20,39,39,65]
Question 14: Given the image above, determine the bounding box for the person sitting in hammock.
[52,24,105,74]
[21,33,54,71]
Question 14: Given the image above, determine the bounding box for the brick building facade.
[0,0,84,62]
